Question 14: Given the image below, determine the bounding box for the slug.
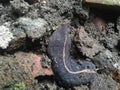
[47,24,96,87]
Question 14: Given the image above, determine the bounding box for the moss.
[13,82,26,90]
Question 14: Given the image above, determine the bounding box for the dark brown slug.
[47,24,96,87]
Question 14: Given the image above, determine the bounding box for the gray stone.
[0,25,14,49]
[104,50,113,59]
[0,22,26,51]
[74,26,104,58]
[0,56,34,89]
[113,62,120,69]
[18,17,49,39]
[93,49,115,71]
[90,74,118,90]
[8,27,26,51]
[10,0,29,15]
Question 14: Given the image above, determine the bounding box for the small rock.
[18,17,49,39]
[14,52,53,77]
[8,27,26,51]
[113,61,120,69]
[104,50,113,59]
[0,22,27,51]
[106,38,118,50]
[74,26,104,58]
[10,0,29,15]
[91,74,118,90]
[102,22,119,51]
[0,56,34,89]
[93,49,114,72]
[0,25,14,49]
